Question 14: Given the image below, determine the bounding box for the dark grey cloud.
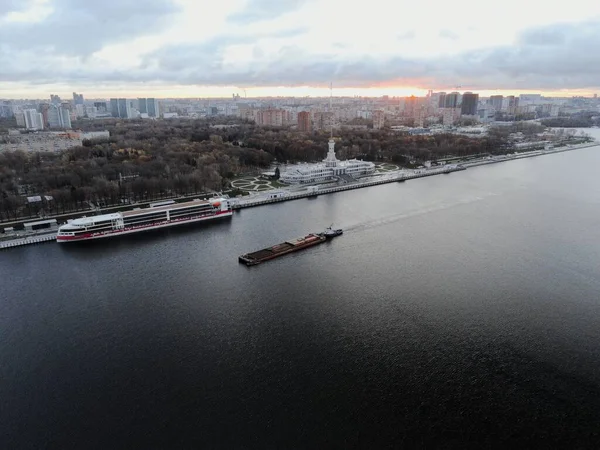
[135,45,432,88]
[2,19,600,92]
[0,0,180,56]
[132,20,600,90]
[227,0,309,23]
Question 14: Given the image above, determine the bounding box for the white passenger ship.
[56,197,232,242]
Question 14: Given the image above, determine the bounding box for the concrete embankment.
[233,166,465,210]
[463,142,599,168]
[233,142,599,211]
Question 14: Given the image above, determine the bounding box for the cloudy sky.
[1,0,600,98]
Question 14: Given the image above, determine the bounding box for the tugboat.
[321,224,343,238]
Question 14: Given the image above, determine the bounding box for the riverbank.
[1,140,597,250]
[463,142,599,168]
[231,141,599,210]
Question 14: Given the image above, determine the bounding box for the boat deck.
[121,199,213,217]
[245,243,294,261]
[239,233,325,265]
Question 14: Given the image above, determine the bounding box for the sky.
[1,0,600,99]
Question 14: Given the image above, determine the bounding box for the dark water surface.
[3,144,600,448]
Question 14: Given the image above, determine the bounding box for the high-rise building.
[94,102,107,113]
[445,92,460,108]
[50,94,61,105]
[62,108,72,128]
[110,98,133,118]
[225,103,238,116]
[297,111,311,132]
[48,105,72,129]
[75,104,85,118]
[15,111,26,127]
[110,99,119,117]
[238,105,257,122]
[460,92,479,116]
[118,98,130,118]
[257,109,285,126]
[414,106,426,128]
[0,100,13,118]
[137,98,159,117]
[478,107,495,123]
[148,98,159,117]
[23,109,44,130]
[372,110,385,129]
[72,92,84,105]
[489,95,503,111]
[404,96,418,117]
[38,103,50,127]
[440,108,460,126]
[519,94,541,105]
[313,111,335,131]
[437,92,447,109]
[85,106,97,119]
[506,96,519,115]
[137,98,148,114]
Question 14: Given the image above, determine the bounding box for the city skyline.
[3,87,598,102]
[1,0,600,98]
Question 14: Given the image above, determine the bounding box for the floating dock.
[239,233,327,266]
[0,232,57,250]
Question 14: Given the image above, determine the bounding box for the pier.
[0,232,57,250]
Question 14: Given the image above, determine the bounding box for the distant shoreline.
[1,140,597,236]
[230,140,599,211]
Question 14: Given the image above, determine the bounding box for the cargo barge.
[239,226,342,266]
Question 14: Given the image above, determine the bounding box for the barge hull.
[239,233,326,266]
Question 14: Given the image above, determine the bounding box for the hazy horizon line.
[2,93,598,101]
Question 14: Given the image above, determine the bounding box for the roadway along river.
[2,134,600,448]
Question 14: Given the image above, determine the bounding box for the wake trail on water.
[342,191,503,233]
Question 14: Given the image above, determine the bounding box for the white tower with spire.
[323,81,339,172]
[324,137,338,168]
[279,78,375,186]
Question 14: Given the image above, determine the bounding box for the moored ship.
[56,197,232,242]
[239,226,343,266]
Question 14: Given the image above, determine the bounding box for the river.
[2,129,600,448]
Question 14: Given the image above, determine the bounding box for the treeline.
[541,116,599,128]
[0,117,17,134]
[1,117,518,222]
